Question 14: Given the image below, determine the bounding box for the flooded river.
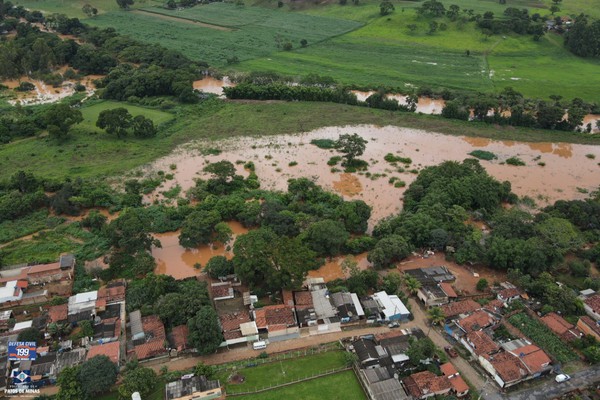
[144,125,599,230]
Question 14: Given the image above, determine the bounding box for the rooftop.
[165,375,221,400]
[370,378,408,400]
[28,262,61,275]
[212,282,234,300]
[439,282,457,298]
[48,304,68,323]
[466,330,499,356]
[508,344,551,374]
[440,363,469,394]
[254,304,295,330]
[498,288,521,300]
[584,294,600,313]
[59,254,75,269]
[219,312,250,333]
[170,325,189,351]
[405,266,455,285]
[86,341,120,364]
[458,310,496,333]
[485,352,527,384]
[578,316,600,337]
[293,291,313,307]
[441,299,481,318]
[541,312,573,335]
[403,370,451,398]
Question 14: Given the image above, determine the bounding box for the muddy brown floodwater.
[143,125,599,232]
[152,221,248,279]
[193,76,235,96]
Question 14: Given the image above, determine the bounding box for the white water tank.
[132,392,141,400]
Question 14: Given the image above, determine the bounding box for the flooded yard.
[143,125,599,228]
[151,221,248,279]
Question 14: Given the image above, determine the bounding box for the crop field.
[238,370,366,400]
[13,0,161,18]
[235,3,600,102]
[86,3,362,66]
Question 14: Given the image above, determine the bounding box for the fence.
[213,342,342,373]
[226,366,351,396]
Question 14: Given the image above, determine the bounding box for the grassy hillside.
[1,99,598,181]
[86,3,362,66]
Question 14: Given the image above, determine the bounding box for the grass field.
[86,3,361,66]
[13,0,162,18]
[223,351,348,392]
[234,3,600,102]
[1,99,599,181]
[79,100,174,131]
[237,370,366,400]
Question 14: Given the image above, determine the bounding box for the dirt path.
[133,9,234,31]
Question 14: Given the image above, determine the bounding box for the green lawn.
[13,0,162,18]
[85,3,361,66]
[80,100,174,132]
[1,99,599,181]
[223,351,348,393]
[238,370,366,400]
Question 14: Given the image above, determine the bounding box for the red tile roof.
[541,312,573,335]
[293,291,313,307]
[458,310,495,333]
[578,316,600,338]
[219,312,250,333]
[171,325,189,351]
[441,300,481,318]
[282,290,294,307]
[510,344,551,374]
[98,285,125,303]
[439,283,457,298]
[584,294,600,314]
[254,305,295,330]
[440,363,469,394]
[28,262,61,275]
[134,339,166,360]
[484,299,504,313]
[498,288,521,301]
[48,304,68,323]
[212,283,233,299]
[485,352,527,384]
[403,371,452,398]
[87,341,120,364]
[16,280,28,288]
[466,330,499,356]
[141,315,166,341]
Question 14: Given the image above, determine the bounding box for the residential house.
[405,267,455,285]
[165,375,222,400]
[11,320,33,333]
[211,282,234,301]
[292,290,317,327]
[497,288,522,304]
[402,370,452,399]
[456,310,497,333]
[219,312,258,346]
[376,329,423,367]
[330,292,364,323]
[441,299,481,319]
[132,315,167,360]
[97,280,126,305]
[169,325,190,352]
[0,310,13,331]
[0,281,23,304]
[417,283,458,308]
[361,366,408,400]
[440,363,469,397]
[480,352,528,388]
[583,294,600,320]
[353,338,390,369]
[506,344,551,377]
[484,299,505,315]
[67,290,98,323]
[577,316,600,341]
[540,312,582,342]
[129,310,145,342]
[308,283,342,334]
[372,291,411,322]
[48,304,68,324]
[253,304,299,342]
[463,330,499,357]
[86,341,120,365]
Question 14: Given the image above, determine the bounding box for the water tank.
[131,392,141,400]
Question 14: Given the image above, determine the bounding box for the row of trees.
[564,14,600,57]
[441,87,598,132]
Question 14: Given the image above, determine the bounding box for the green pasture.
[79,100,174,131]
[13,0,161,18]
[85,3,361,66]
[238,370,366,400]
[1,100,599,182]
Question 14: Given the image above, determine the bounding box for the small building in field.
[165,375,222,400]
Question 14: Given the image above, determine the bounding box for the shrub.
[244,161,255,171]
[506,156,526,166]
[394,180,406,188]
[327,156,342,166]
[469,150,497,160]
[288,161,298,167]
[586,154,596,159]
[16,82,35,92]
[310,138,337,149]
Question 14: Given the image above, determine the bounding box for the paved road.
[504,365,600,400]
